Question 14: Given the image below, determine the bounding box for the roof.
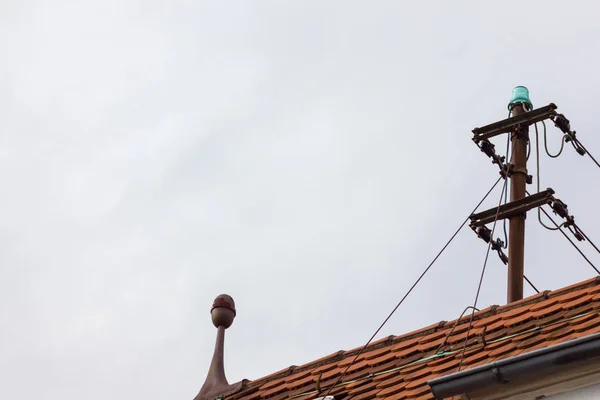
[227,277,600,400]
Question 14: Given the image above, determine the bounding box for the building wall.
[548,382,600,399]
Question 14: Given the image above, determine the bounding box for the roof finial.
[194,294,245,400]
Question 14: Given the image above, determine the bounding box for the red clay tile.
[375,372,405,389]
[404,374,436,391]
[286,374,316,389]
[564,305,594,319]
[370,359,403,376]
[516,334,546,349]
[367,352,397,367]
[390,338,419,352]
[403,384,430,398]
[485,319,507,332]
[459,349,489,366]
[259,382,287,398]
[377,380,408,397]
[430,358,460,375]
[364,346,392,360]
[487,341,517,358]
[310,363,337,376]
[535,310,567,327]
[394,353,425,369]
[530,298,558,312]
[228,279,600,400]
[552,289,587,303]
[339,355,365,367]
[573,315,600,332]
[380,392,408,400]
[531,302,564,319]
[402,368,430,382]
[394,346,420,359]
[348,380,377,395]
[473,314,502,329]
[562,294,595,310]
[416,330,446,344]
[347,359,372,374]
[286,370,312,383]
[500,306,530,320]
[503,312,534,327]
[258,377,286,392]
[352,387,382,400]
[541,321,569,335]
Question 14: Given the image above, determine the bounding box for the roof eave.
[427,331,600,399]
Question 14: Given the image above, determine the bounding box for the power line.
[536,204,600,275]
[319,176,504,398]
[571,136,600,170]
[456,178,509,374]
[541,120,566,158]
[578,227,600,256]
[289,305,600,400]
[534,123,562,231]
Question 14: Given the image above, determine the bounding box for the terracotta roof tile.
[375,372,404,389]
[370,360,404,377]
[227,278,600,400]
[351,387,381,400]
[380,392,408,400]
[377,380,409,397]
[403,384,430,398]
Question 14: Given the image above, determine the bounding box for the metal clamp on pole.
[550,198,585,241]
[550,113,587,156]
[472,226,508,265]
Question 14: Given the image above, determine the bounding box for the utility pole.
[507,87,531,303]
[470,87,590,304]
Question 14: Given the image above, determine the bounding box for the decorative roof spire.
[194,294,245,400]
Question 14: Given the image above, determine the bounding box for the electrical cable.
[524,276,540,293]
[288,306,600,400]
[542,120,566,158]
[533,201,600,275]
[533,129,600,257]
[319,176,504,398]
[502,115,511,249]
[576,226,600,256]
[573,138,600,170]
[455,178,509,375]
[534,122,563,231]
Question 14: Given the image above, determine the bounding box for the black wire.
[574,139,600,170]
[534,123,562,231]
[319,176,504,398]
[576,225,600,256]
[524,276,540,293]
[542,120,566,158]
[502,135,510,248]
[456,178,509,374]
[537,205,600,275]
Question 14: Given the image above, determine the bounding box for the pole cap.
[508,86,533,111]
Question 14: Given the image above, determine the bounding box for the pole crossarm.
[472,103,557,142]
[469,188,555,228]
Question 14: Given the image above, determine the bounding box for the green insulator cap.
[508,86,533,111]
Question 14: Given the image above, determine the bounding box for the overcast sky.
[2,1,600,399]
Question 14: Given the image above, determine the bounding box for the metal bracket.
[472,226,508,265]
[472,103,557,142]
[469,189,555,228]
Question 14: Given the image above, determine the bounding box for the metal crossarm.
[469,189,555,227]
[472,104,557,142]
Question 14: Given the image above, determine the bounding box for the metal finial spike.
[194,295,244,400]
